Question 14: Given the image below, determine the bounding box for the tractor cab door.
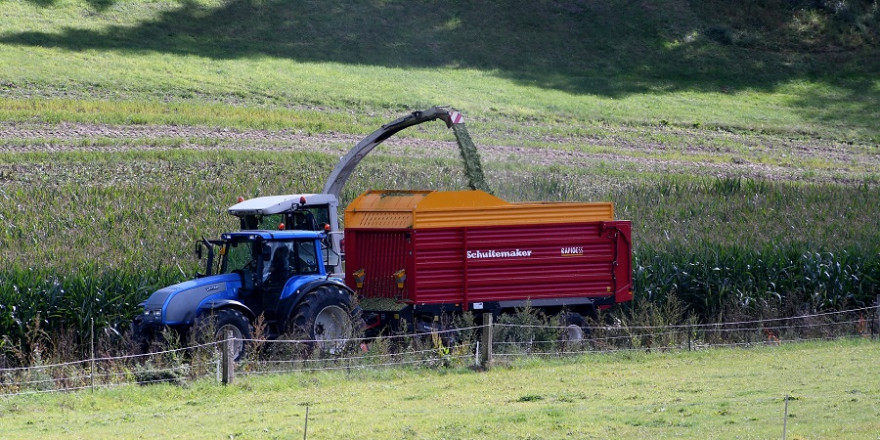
[218,237,264,299]
[251,239,323,320]
[240,240,290,320]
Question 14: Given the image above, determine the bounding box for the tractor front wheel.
[196,309,252,361]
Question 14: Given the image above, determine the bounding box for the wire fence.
[1,305,877,397]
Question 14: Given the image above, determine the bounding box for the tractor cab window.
[239,205,331,232]
[307,205,331,228]
[240,214,286,231]
[283,205,330,231]
[295,240,320,274]
[286,206,330,231]
[320,237,340,268]
[289,210,318,231]
[213,237,321,286]
[262,239,320,284]
[222,239,260,274]
[264,240,295,284]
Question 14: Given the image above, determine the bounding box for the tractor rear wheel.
[196,309,252,361]
[290,286,359,354]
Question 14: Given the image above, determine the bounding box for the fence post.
[90,318,95,391]
[874,295,880,340]
[303,404,310,440]
[782,395,790,440]
[474,341,480,367]
[222,329,234,385]
[480,313,493,368]
[687,325,692,351]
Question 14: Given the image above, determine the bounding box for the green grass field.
[1,339,878,439]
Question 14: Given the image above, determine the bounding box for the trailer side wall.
[345,220,632,309]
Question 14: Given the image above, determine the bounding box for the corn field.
[1,151,878,363]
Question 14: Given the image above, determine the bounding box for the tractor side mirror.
[195,242,203,260]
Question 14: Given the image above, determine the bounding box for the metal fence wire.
[1,305,877,396]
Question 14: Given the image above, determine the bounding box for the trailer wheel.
[196,309,252,361]
[290,286,357,354]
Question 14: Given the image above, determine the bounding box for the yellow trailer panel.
[345,190,614,229]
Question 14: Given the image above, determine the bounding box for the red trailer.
[344,190,632,330]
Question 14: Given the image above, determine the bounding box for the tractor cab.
[227,194,342,276]
[206,231,325,322]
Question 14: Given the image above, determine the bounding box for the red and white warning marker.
[448,110,464,124]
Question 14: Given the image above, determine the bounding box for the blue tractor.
[132,229,358,359]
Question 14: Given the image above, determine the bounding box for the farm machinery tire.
[196,309,252,361]
[290,286,359,354]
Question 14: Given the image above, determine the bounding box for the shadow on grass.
[2,0,878,135]
[23,0,115,11]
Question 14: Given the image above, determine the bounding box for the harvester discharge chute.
[322,106,491,198]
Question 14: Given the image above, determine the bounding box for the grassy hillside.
[1,0,879,140]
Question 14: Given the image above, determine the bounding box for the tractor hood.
[140,273,242,325]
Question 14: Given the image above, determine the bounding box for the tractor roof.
[227,193,338,216]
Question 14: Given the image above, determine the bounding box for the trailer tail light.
[353,269,366,289]
[394,269,406,289]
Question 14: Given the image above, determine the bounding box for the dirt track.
[1,121,876,184]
